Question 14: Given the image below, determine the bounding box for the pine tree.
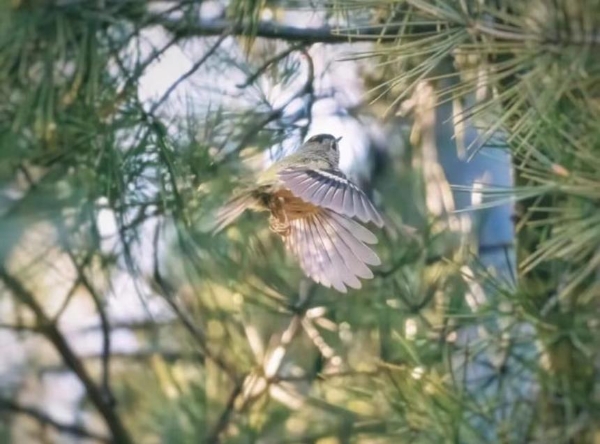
[0,0,598,442]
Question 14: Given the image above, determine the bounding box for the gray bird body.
[214,134,384,292]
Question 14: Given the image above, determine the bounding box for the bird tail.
[211,191,256,234]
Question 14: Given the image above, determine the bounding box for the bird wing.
[211,191,256,233]
[278,168,384,227]
[283,206,381,293]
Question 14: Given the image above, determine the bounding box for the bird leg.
[268,197,290,237]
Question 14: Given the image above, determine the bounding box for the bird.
[212,134,384,293]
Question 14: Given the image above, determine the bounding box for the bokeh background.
[1,0,599,443]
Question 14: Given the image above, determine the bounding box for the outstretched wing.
[211,191,256,234]
[278,168,384,227]
[283,207,381,293]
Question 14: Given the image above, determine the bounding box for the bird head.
[300,134,342,168]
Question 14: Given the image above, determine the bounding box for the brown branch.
[159,18,405,44]
[0,267,133,444]
[0,397,110,443]
[206,379,245,443]
[55,218,115,409]
[75,273,114,407]
[78,319,177,333]
[154,16,600,47]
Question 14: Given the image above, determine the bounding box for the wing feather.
[311,182,331,203]
[329,186,345,214]
[289,178,315,195]
[301,216,331,287]
[304,215,347,291]
[276,168,384,291]
[320,185,337,208]
[363,196,385,227]
[279,168,384,227]
[321,211,381,267]
[353,191,369,223]
[283,208,380,291]
[327,211,378,246]
[295,217,323,285]
[302,180,322,200]
[342,187,355,218]
[311,214,361,289]
[313,212,373,280]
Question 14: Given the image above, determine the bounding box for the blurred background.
[0,0,599,443]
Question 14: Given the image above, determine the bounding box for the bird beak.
[335,137,343,142]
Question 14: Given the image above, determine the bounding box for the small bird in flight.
[213,134,384,292]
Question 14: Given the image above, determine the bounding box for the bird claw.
[269,213,290,236]
[269,197,290,236]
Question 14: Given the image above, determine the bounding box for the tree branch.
[56,218,116,409]
[154,16,600,47]
[0,267,133,444]
[0,397,110,443]
[156,18,422,44]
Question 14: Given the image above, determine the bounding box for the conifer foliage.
[0,1,598,442]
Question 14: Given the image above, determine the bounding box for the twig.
[219,46,316,163]
[0,267,133,444]
[375,253,444,278]
[0,397,110,443]
[77,318,177,333]
[149,33,229,114]
[298,48,315,142]
[39,350,203,374]
[80,275,114,407]
[0,323,38,332]
[206,379,246,443]
[151,222,239,382]
[264,279,316,376]
[51,276,82,323]
[103,33,181,119]
[236,43,306,88]
[206,281,316,442]
[55,218,115,409]
[273,369,381,383]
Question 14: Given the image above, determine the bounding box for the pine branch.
[155,17,434,44]
[153,16,600,46]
